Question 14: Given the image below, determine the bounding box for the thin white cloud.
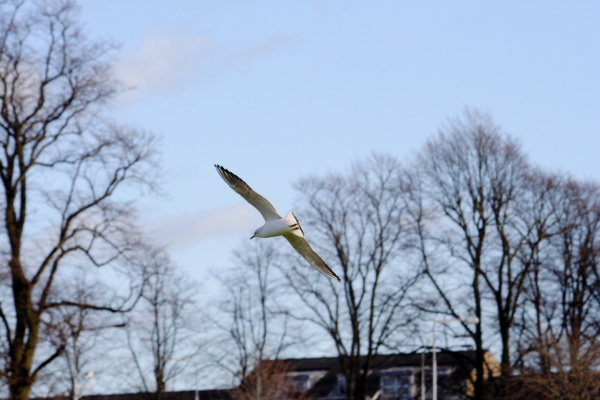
[115,31,206,96]
[144,203,261,250]
[115,31,299,99]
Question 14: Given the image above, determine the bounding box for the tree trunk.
[472,318,485,400]
[500,322,511,376]
[473,267,484,400]
[8,257,39,400]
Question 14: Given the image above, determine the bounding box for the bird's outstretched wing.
[283,233,341,282]
[214,165,281,221]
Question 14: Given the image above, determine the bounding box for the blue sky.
[79,1,600,279]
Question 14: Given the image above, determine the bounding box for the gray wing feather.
[215,165,281,221]
[283,233,341,282]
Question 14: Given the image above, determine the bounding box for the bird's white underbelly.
[258,219,292,238]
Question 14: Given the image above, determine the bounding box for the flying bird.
[214,165,341,282]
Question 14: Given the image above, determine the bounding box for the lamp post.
[165,357,199,400]
[432,317,479,400]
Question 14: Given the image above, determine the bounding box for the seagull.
[214,165,341,282]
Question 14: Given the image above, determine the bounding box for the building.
[248,350,500,400]
[56,390,234,400]
[55,351,499,400]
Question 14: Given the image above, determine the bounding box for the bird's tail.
[285,211,305,238]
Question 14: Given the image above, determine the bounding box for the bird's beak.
[250,235,255,240]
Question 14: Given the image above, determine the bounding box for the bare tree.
[512,176,600,398]
[508,370,600,400]
[282,154,421,400]
[544,179,600,372]
[39,275,126,399]
[0,1,158,399]
[125,249,199,399]
[407,110,549,397]
[233,359,309,400]
[210,241,296,388]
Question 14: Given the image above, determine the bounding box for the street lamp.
[164,357,200,400]
[432,317,479,400]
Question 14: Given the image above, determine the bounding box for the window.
[335,374,347,396]
[289,374,309,393]
[380,371,413,400]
